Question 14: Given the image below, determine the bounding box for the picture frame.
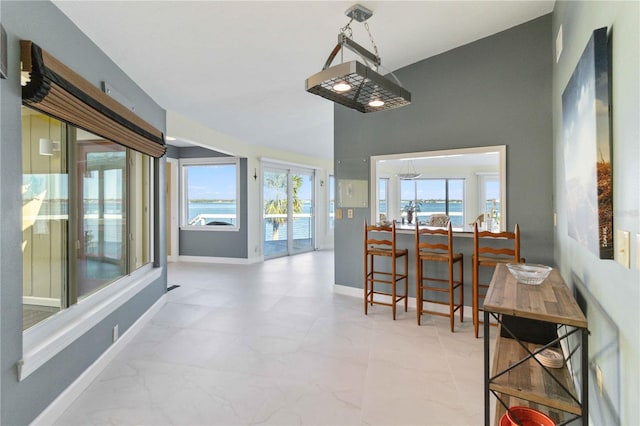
[562,27,613,259]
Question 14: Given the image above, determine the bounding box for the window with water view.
[400,178,465,227]
[22,107,151,330]
[180,158,239,229]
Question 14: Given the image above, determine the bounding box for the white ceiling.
[52,1,554,160]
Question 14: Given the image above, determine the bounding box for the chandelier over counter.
[305,4,411,113]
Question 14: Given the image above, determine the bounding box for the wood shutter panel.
[21,40,166,158]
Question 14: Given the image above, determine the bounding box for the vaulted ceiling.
[53,1,554,160]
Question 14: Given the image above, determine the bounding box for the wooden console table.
[483,264,588,425]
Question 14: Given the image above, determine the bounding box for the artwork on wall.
[0,24,7,79]
[562,27,613,259]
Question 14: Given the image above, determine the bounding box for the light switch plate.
[615,230,630,268]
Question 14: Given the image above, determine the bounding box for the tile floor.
[55,250,494,425]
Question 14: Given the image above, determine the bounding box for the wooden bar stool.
[364,221,408,320]
[415,222,463,331]
[472,223,524,338]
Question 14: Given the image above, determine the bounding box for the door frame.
[261,159,316,259]
[166,157,179,262]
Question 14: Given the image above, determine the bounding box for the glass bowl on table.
[506,263,552,285]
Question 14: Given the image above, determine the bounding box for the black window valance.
[21,40,166,158]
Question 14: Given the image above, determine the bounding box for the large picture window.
[370,146,506,231]
[22,107,151,330]
[180,158,240,230]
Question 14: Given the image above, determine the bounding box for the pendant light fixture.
[305,4,411,113]
[396,159,421,180]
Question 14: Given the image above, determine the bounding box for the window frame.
[20,109,158,380]
[179,157,241,232]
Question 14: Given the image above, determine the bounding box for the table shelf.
[491,336,580,414]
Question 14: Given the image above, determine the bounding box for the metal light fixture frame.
[305,12,411,113]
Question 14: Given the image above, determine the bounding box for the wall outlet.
[347,209,353,219]
[615,230,630,268]
[112,324,119,342]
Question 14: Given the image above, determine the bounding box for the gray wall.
[166,147,249,259]
[334,15,553,305]
[552,1,639,424]
[0,2,167,424]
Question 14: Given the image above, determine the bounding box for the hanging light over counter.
[305,4,411,113]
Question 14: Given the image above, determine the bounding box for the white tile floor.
[55,250,494,425]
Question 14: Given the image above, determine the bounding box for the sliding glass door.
[292,170,314,254]
[263,165,314,258]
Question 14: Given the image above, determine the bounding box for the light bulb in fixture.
[333,81,351,92]
[368,99,385,107]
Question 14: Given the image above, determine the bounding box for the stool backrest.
[416,222,454,257]
[364,221,397,251]
[473,222,521,262]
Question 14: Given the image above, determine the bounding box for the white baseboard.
[31,294,167,426]
[333,283,474,320]
[178,255,264,265]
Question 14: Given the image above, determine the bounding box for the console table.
[483,264,588,425]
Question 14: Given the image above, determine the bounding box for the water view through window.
[181,159,238,228]
[371,146,506,230]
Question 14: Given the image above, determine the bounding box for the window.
[478,173,501,229]
[328,174,335,230]
[21,107,151,330]
[180,157,240,230]
[378,177,389,220]
[401,178,465,227]
[370,146,506,230]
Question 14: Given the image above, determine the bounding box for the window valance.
[20,40,166,158]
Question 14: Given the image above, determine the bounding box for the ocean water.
[189,201,313,241]
[381,200,500,227]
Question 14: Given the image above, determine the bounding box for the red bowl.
[499,413,511,426]
[505,406,555,426]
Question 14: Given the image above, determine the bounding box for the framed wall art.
[562,27,613,259]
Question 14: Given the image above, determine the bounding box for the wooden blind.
[20,40,166,158]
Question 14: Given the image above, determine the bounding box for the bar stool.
[415,222,464,331]
[472,223,523,338]
[364,221,408,320]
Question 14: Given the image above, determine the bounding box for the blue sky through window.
[187,164,236,200]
